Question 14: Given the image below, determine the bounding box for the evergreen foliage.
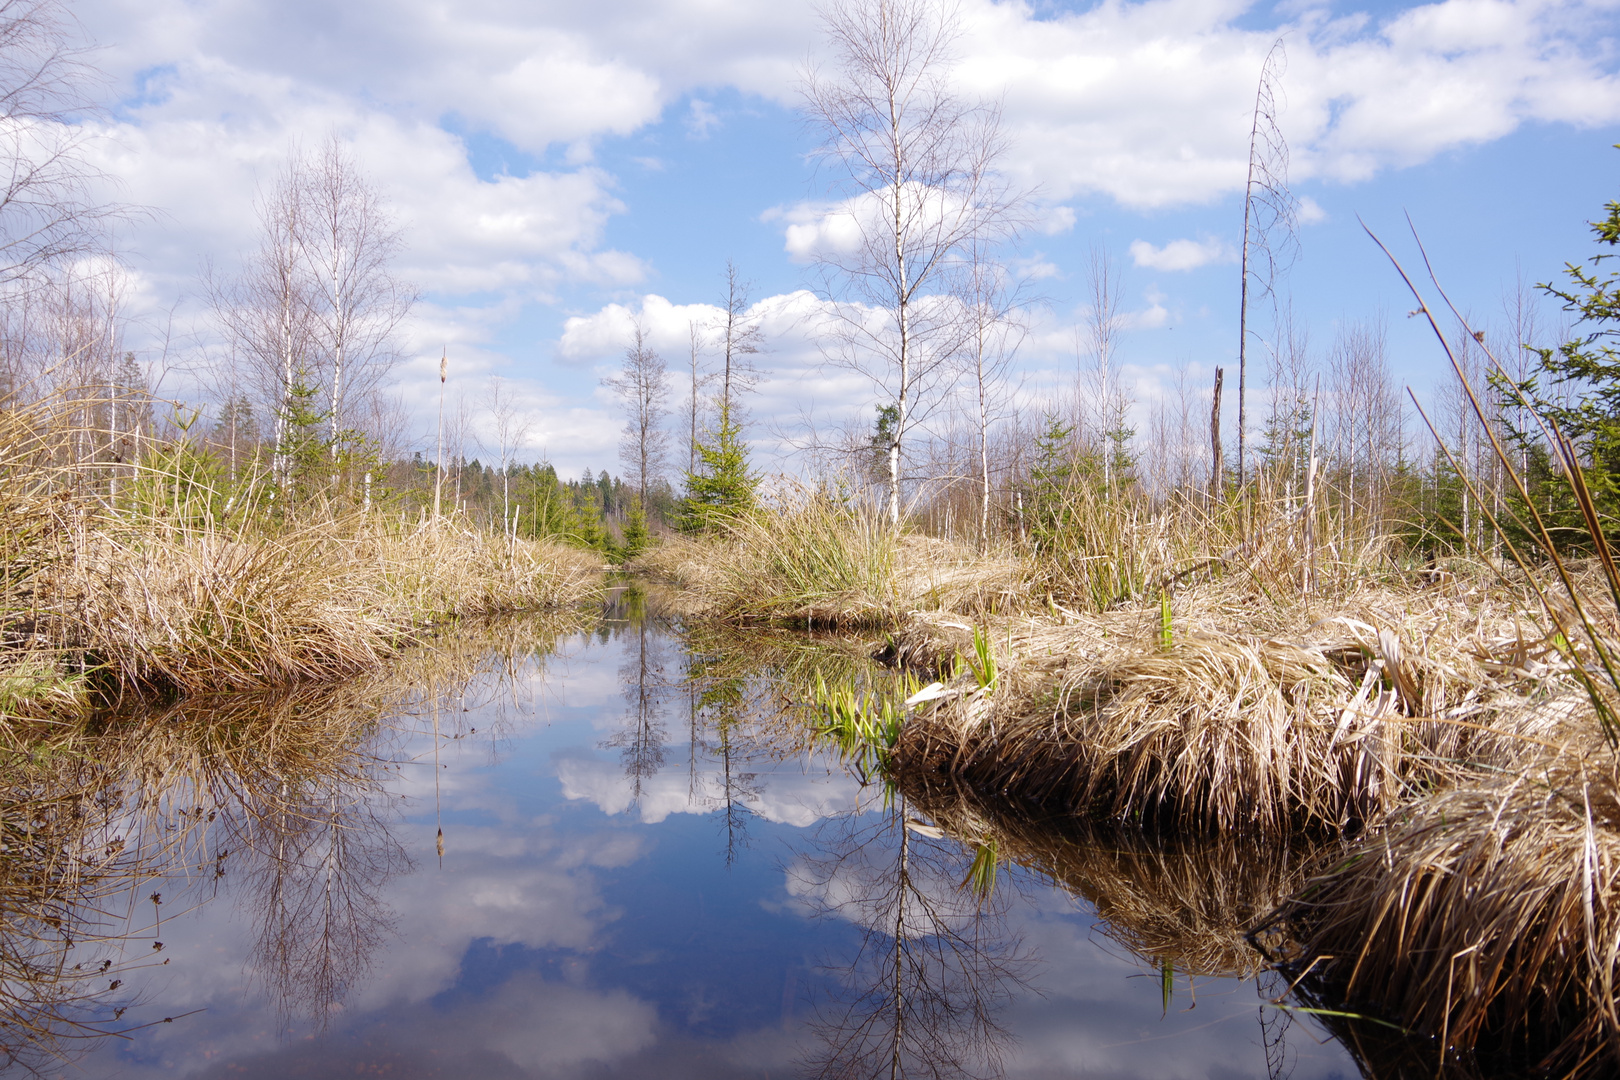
[1499,183,1620,549]
[681,403,755,532]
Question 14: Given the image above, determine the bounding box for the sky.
[56,0,1620,479]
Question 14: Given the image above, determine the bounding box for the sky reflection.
[19,611,1364,1080]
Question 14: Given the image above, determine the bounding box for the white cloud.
[956,0,1620,206]
[29,0,1620,470]
[1128,237,1234,272]
[557,751,860,826]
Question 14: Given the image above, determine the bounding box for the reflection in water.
[241,764,407,1027]
[0,601,1381,1079]
[794,798,1033,1080]
[892,774,1491,1079]
[0,755,155,1073]
[609,614,669,802]
[0,614,582,1074]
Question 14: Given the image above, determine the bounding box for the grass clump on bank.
[637,483,1027,627]
[1267,748,1620,1073]
[0,395,605,711]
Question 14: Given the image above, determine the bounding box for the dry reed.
[889,566,1564,832]
[0,491,601,705]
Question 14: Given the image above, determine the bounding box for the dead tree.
[1238,39,1299,489]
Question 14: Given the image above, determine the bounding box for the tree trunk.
[1210,367,1225,503]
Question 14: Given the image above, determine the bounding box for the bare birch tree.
[1261,303,1313,502]
[801,0,1022,526]
[208,141,415,502]
[482,375,533,536]
[685,321,711,477]
[0,0,125,292]
[206,163,313,491]
[955,239,1026,551]
[714,260,763,422]
[1082,246,1131,490]
[605,321,670,498]
[293,138,417,448]
[1326,318,1400,519]
[1237,39,1299,488]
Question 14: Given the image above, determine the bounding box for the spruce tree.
[681,403,755,532]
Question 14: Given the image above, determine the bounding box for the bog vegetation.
[1,0,1619,1071]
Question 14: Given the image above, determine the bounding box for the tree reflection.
[0,612,584,1070]
[238,771,408,1027]
[794,796,1032,1080]
[0,769,164,1074]
[607,614,668,801]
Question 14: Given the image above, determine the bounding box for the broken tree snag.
[1210,366,1225,502]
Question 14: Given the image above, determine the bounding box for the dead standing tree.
[801,0,1021,527]
[1237,39,1299,489]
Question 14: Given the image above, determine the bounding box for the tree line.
[0,0,1612,567]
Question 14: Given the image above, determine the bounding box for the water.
[9,596,1366,1079]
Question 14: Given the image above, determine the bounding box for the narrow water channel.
[10,592,1369,1079]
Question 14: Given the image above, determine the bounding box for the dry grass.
[887,560,1579,831]
[635,487,1028,627]
[1269,723,1620,1073]
[0,493,602,703]
[0,392,606,709]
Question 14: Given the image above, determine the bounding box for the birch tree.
[209,141,415,502]
[1082,246,1131,491]
[956,240,1025,551]
[483,375,533,536]
[802,0,1021,526]
[205,165,313,492]
[714,260,762,422]
[605,321,670,498]
[0,0,125,292]
[294,139,416,449]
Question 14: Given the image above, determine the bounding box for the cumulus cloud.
[556,750,860,826]
[961,0,1620,207]
[36,0,1620,469]
[1128,237,1234,272]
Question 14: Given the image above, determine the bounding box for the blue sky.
[63,0,1620,478]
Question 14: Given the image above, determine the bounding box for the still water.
[15,596,1365,1079]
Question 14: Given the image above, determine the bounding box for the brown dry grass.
[0,495,602,703]
[0,392,606,711]
[889,561,1570,831]
[1269,720,1620,1073]
[634,487,1028,627]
